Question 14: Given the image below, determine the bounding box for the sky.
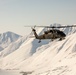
[0,0,76,36]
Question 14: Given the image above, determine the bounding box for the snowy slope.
[0,31,22,51]
[18,33,76,75]
[0,23,76,75]
[0,35,27,57]
[0,28,50,69]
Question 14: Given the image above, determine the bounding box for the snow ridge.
[0,23,76,75]
[0,31,22,51]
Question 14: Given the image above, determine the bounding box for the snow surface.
[0,23,76,75]
[0,70,20,75]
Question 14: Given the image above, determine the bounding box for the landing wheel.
[59,37,65,41]
[51,39,54,41]
[38,40,41,43]
[59,38,62,41]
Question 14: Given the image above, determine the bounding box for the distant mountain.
[0,31,22,51]
[0,24,76,75]
[0,35,28,57]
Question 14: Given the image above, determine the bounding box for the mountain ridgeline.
[0,23,76,75]
[0,31,22,51]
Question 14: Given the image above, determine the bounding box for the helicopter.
[25,25,76,43]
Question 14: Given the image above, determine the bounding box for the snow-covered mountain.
[0,31,22,51]
[0,23,76,75]
[0,35,28,57]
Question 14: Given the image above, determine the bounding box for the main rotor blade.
[34,25,76,28]
[24,25,37,29]
[55,25,76,28]
[24,25,76,28]
[24,25,36,27]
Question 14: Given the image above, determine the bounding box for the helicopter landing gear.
[59,37,65,41]
[38,40,41,43]
[51,39,54,41]
[59,38,62,41]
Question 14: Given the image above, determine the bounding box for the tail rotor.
[24,25,37,38]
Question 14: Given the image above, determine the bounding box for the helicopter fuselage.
[32,28,66,42]
[25,24,76,43]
